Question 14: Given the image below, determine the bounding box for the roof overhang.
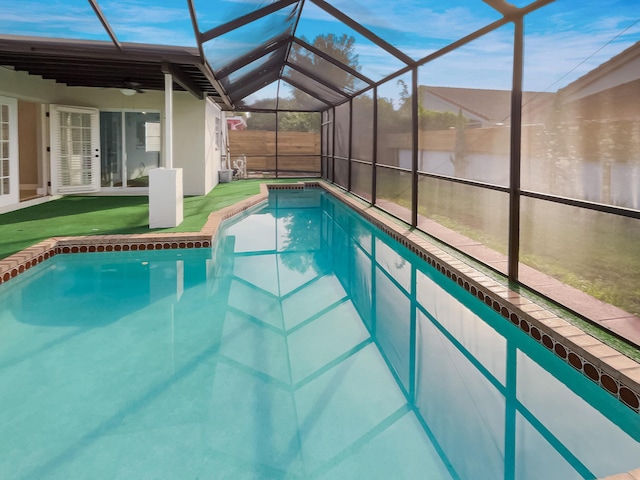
[0,34,231,107]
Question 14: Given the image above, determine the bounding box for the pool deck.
[375,198,640,349]
[1,180,639,424]
[603,468,640,480]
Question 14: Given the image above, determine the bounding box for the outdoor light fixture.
[120,88,137,96]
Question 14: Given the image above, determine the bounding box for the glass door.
[100,111,161,188]
[49,105,100,194]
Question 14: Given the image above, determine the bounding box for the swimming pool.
[0,188,639,479]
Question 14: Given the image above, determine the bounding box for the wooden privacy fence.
[229,130,321,174]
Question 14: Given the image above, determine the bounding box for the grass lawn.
[0,179,303,260]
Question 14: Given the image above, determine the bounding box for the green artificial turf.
[0,179,302,260]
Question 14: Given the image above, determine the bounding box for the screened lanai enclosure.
[204,0,640,336]
[1,1,639,337]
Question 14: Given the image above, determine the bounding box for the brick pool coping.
[1,181,639,421]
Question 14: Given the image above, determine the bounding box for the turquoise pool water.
[0,189,639,479]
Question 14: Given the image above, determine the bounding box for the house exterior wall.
[0,68,63,102]
[204,98,222,193]
[563,55,640,103]
[173,95,205,195]
[0,67,217,201]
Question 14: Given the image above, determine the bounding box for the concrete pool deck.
[1,180,639,421]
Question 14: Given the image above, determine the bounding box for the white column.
[149,73,183,228]
[164,73,173,169]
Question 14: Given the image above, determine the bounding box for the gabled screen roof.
[0,0,617,111]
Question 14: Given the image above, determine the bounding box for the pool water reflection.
[0,189,638,479]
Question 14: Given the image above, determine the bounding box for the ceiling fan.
[119,81,145,95]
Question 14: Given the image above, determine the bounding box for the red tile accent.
[542,335,554,350]
[620,387,640,410]
[531,327,542,341]
[584,363,600,381]
[568,353,583,370]
[554,344,567,359]
[601,375,619,394]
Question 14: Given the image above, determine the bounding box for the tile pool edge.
[291,181,640,416]
[1,181,639,417]
[0,183,269,283]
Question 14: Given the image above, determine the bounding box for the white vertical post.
[164,73,173,169]
[149,72,183,228]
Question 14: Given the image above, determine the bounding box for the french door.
[50,105,100,194]
[0,96,19,208]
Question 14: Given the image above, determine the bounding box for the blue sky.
[1,0,638,105]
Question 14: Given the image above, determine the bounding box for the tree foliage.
[245,33,359,131]
[291,33,359,95]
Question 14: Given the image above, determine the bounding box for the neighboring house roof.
[419,85,554,126]
[558,41,640,103]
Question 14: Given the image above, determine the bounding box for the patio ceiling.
[0,0,552,111]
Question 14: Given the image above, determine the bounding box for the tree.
[291,34,359,94]
[277,111,320,132]
[450,109,469,177]
[245,34,360,131]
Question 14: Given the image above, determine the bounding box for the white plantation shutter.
[50,105,100,194]
[0,96,19,208]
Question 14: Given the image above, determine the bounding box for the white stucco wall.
[0,68,63,102]
[172,95,205,195]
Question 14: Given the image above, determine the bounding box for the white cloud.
[0,2,108,38]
